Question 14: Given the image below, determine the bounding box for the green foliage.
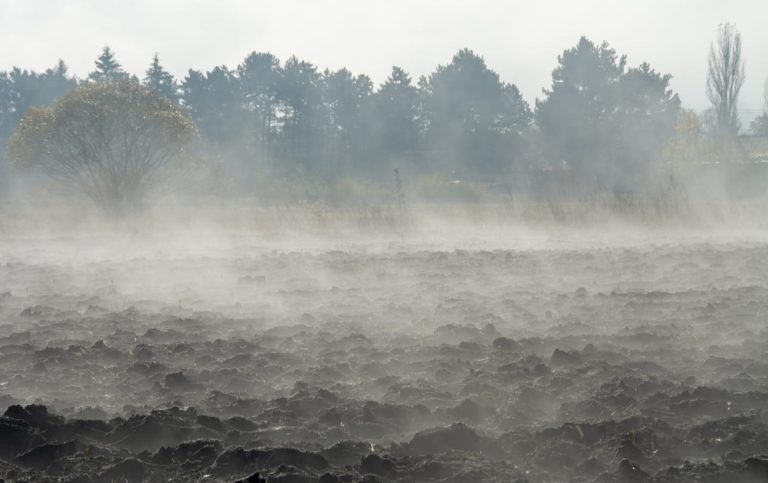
[143,54,179,103]
[420,49,532,175]
[182,66,245,148]
[750,79,768,136]
[752,114,768,136]
[236,52,282,166]
[0,41,691,201]
[323,68,373,173]
[373,67,419,157]
[0,61,77,137]
[535,37,680,190]
[88,46,129,83]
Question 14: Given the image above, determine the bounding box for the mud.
[0,233,767,482]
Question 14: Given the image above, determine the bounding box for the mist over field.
[1,2,768,483]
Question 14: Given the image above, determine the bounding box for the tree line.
[1,24,762,200]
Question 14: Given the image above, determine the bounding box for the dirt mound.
[404,422,498,456]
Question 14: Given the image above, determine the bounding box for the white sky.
[1,0,766,117]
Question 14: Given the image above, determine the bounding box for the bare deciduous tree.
[706,23,746,140]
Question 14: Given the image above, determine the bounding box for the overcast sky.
[1,0,766,118]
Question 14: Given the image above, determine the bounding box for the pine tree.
[88,46,127,83]
[375,66,419,156]
[143,54,179,102]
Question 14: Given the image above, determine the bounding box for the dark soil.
[0,235,767,481]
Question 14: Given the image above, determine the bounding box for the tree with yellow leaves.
[661,109,704,167]
[8,80,198,216]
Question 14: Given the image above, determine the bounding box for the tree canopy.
[0,39,709,202]
[750,80,768,136]
[372,66,419,160]
[421,49,532,175]
[8,80,198,215]
[144,54,179,103]
[88,46,129,83]
[535,37,680,190]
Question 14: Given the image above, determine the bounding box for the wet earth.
[1,232,767,482]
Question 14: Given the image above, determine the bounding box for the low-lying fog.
[1,220,768,481]
[2,10,768,481]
